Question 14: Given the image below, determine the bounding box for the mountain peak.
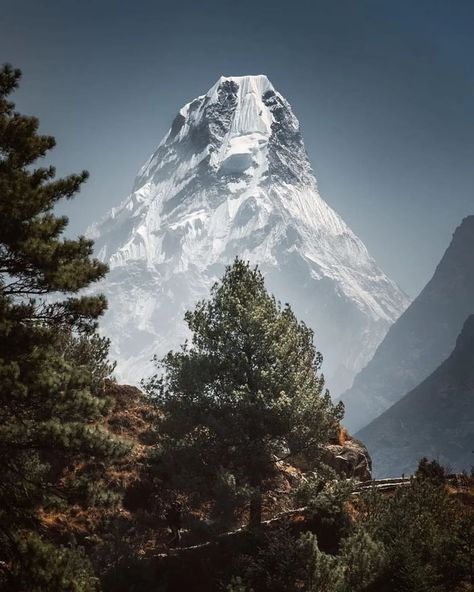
[430,215,474,284]
[199,74,281,168]
[134,72,304,197]
[459,214,474,228]
[208,74,274,96]
[451,214,474,246]
[88,78,408,390]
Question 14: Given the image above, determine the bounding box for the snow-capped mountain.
[88,75,408,393]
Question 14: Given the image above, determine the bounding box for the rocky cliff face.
[357,315,474,477]
[88,75,407,394]
[341,216,474,432]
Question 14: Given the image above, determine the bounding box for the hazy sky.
[2,0,473,296]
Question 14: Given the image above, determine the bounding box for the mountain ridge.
[357,314,474,477]
[341,215,474,432]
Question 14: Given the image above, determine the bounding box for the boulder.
[321,437,372,482]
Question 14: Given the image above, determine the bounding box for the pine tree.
[0,64,129,589]
[338,528,386,592]
[145,259,343,530]
[360,468,472,592]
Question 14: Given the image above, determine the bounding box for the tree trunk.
[249,490,262,530]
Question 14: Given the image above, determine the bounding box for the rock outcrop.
[293,428,372,482]
[321,437,372,482]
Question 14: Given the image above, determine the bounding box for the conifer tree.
[0,64,128,589]
[360,465,473,592]
[145,259,343,530]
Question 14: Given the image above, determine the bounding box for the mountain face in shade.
[87,75,407,391]
[341,215,474,432]
[357,315,474,478]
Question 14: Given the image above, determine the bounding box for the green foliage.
[227,526,384,592]
[415,457,446,484]
[229,525,316,592]
[227,576,253,592]
[337,528,386,591]
[58,330,116,394]
[0,65,105,300]
[296,471,355,552]
[302,531,342,591]
[360,475,472,591]
[303,528,385,592]
[144,259,343,529]
[224,465,472,592]
[7,533,97,592]
[0,65,129,590]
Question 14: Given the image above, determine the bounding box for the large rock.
[293,429,372,482]
[321,436,372,482]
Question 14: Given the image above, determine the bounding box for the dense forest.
[0,65,472,592]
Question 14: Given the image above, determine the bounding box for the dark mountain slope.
[341,215,474,432]
[357,315,474,477]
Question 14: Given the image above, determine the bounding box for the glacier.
[88,74,409,395]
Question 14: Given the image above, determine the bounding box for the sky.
[1,0,473,297]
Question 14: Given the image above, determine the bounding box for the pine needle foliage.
[145,259,343,529]
[0,64,129,590]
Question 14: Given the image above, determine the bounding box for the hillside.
[357,315,474,477]
[341,215,474,432]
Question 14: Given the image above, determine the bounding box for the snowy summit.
[88,75,409,393]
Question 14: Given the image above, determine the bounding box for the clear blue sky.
[2,0,473,296]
